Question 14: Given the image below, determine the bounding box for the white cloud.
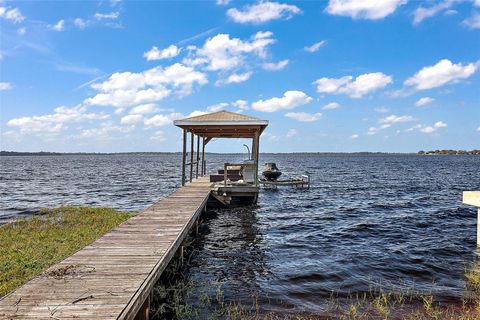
[418,121,447,133]
[0,82,12,90]
[144,45,181,61]
[120,114,143,125]
[80,123,133,139]
[415,97,435,107]
[215,71,252,86]
[232,99,249,110]
[413,1,454,25]
[463,13,480,29]
[206,102,229,112]
[150,130,166,142]
[304,40,326,53]
[350,134,359,139]
[379,114,415,124]
[186,31,276,72]
[262,59,289,71]
[227,1,302,24]
[322,102,340,110]
[286,128,298,138]
[94,12,119,20]
[477,126,480,132]
[315,72,393,98]
[251,90,312,112]
[367,114,414,135]
[51,19,65,31]
[144,113,183,127]
[325,0,406,20]
[74,18,88,29]
[404,59,479,90]
[285,111,323,122]
[17,27,26,35]
[374,107,389,113]
[130,104,159,115]
[7,105,109,134]
[216,0,231,5]
[0,6,25,23]
[86,63,208,108]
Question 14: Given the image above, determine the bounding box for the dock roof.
[174,111,268,138]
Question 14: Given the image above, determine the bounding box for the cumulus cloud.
[144,45,181,61]
[184,31,276,72]
[17,27,26,35]
[285,111,323,122]
[129,104,159,115]
[7,105,109,134]
[85,63,208,108]
[232,99,249,110]
[413,1,455,25]
[94,12,119,20]
[463,13,480,29]
[0,5,25,23]
[216,0,231,5]
[404,59,479,90]
[304,40,326,53]
[350,134,359,139]
[215,71,252,86]
[144,113,183,127]
[322,102,340,110]
[415,97,435,107]
[325,0,406,20]
[251,90,312,112]
[408,121,448,134]
[120,114,143,125]
[227,1,302,24]
[367,114,414,135]
[51,19,65,31]
[262,59,289,71]
[150,130,166,142]
[74,18,88,29]
[315,72,393,98]
[80,123,133,139]
[0,82,12,90]
[379,114,415,124]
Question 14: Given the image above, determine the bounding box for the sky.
[0,0,479,153]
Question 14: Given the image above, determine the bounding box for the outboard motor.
[262,162,282,181]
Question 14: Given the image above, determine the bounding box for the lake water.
[1,154,479,315]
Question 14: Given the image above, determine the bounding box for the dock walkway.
[0,177,212,320]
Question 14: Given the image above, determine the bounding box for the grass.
[0,206,133,297]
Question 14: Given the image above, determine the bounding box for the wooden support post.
[224,163,228,186]
[196,134,200,179]
[190,132,194,182]
[134,294,150,320]
[181,129,187,186]
[463,191,480,247]
[253,131,260,187]
[201,136,206,176]
[180,245,184,265]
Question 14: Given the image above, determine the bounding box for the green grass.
[0,206,133,297]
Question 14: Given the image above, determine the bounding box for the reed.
[0,206,133,297]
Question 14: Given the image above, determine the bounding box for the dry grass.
[0,206,133,297]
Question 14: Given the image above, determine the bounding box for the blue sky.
[0,0,479,153]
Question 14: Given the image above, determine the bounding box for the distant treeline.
[1,151,414,156]
[418,150,480,155]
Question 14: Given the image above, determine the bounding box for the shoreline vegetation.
[2,207,480,318]
[418,150,480,155]
[0,207,133,297]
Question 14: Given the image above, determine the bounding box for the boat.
[262,162,282,181]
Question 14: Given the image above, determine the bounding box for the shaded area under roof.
[174,111,268,138]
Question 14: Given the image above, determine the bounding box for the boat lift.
[259,173,311,189]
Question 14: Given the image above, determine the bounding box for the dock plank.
[0,178,211,320]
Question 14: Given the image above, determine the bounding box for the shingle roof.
[177,111,263,122]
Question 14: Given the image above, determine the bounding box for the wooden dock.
[0,178,212,320]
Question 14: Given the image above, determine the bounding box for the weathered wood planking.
[0,178,212,320]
